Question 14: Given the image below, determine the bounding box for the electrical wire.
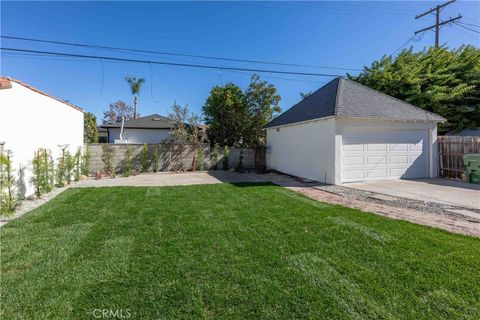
[391,31,426,56]
[453,22,480,34]
[0,35,362,72]
[0,47,344,77]
[457,21,480,28]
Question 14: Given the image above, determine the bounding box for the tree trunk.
[134,95,138,119]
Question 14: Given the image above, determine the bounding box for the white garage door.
[342,130,429,182]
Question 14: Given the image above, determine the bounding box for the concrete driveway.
[345,178,480,210]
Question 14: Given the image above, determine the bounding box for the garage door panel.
[367,144,387,151]
[390,155,408,164]
[389,144,408,151]
[410,143,423,151]
[343,169,365,180]
[343,156,364,165]
[390,168,408,176]
[367,156,387,164]
[342,129,429,182]
[366,169,387,178]
[343,144,364,151]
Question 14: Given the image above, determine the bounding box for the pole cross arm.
[414,14,462,34]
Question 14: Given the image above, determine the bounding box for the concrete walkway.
[345,178,480,210]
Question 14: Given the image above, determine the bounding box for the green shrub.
[222,146,230,170]
[65,151,75,184]
[152,144,160,173]
[101,144,115,177]
[0,151,17,215]
[210,143,220,170]
[124,146,133,177]
[196,147,205,171]
[32,149,54,197]
[141,144,149,173]
[74,148,82,182]
[81,145,90,176]
[56,145,68,187]
[236,149,244,173]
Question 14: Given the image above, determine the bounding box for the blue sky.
[1,1,479,123]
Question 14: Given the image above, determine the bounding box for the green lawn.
[1,183,479,319]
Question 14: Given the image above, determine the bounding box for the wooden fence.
[438,136,480,179]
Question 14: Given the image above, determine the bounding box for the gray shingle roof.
[264,77,446,129]
[102,114,173,129]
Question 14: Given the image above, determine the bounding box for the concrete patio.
[74,171,302,188]
[345,178,480,210]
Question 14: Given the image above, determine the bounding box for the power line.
[454,22,480,34]
[457,21,480,28]
[223,69,331,84]
[414,0,462,47]
[392,32,426,55]
[0,47,344,77]
[0,35,362,72]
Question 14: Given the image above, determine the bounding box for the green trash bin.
[463,154,480,184]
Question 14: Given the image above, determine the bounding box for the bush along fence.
[86,143,266,176]
[0,145,89,217]
[438,136,480,179]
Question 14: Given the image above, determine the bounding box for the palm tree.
[125,77,145,119]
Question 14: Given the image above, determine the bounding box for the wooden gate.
[438,136,480,179]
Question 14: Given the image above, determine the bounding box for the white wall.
[0,81,84,197]
[108,128,171,144]
[266,118,336,184]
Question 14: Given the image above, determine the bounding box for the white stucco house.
[0,77,84,197]
[264,77,446,184]
[102,114,173,144]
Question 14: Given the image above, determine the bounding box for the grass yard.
[1,183,479,319]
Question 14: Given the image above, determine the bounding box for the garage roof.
[264,77,446,129]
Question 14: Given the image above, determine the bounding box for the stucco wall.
[107,128,171,144]
[266,118,336,183]
[0,81,84,197]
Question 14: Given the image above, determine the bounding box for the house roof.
[102,114,173,129]
[0,76,84,113]
[447,128,480,137]
[264,77,446,129]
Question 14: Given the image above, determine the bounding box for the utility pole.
[415,0,462,48]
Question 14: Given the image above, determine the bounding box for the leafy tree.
[168,102,207,171]
[168,102,190,171]
[203,76,281,146]
[188,113,208,170]
[103,100,134,124]
[351,45,480,134]
[83,112,99,143]
[244,75,281,146]
[202,83,248,146]
[125,77,146,119]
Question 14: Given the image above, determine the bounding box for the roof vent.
[152,117,163,121]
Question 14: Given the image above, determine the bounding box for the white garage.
[265,77,445,184]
